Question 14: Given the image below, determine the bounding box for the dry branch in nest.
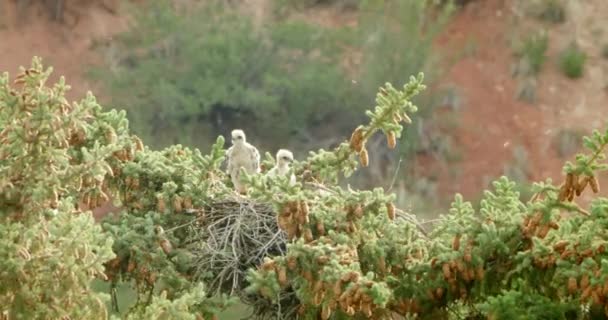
[186,196,299,319]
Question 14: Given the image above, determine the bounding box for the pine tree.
[0,58,230,319]
[2,57,608,320]
[0,58,117,319]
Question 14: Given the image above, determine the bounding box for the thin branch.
[396,208,428,237]
[387,156,403,192]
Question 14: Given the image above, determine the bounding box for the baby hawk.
[267,149,296,186]
[226,129,260,194]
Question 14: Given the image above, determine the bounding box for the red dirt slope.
[432,0,607,201]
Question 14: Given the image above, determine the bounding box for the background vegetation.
[90,0,455,196]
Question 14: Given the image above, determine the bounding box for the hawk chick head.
[231,129,246,145]
[276,149,294,167]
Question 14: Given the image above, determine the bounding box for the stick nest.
[187,196,298,319]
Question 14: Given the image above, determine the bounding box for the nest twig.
[184,193,426,319]
[186,195,299,319]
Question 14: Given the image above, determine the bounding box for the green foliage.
[353,0,453,149]
[512,31,547,103]
[0,58,116,319]
[91,0,351,150]
[0,58,231,319]
[293,75,425,185]
[99,139,236,315]
[559,42,587,79]
[477,289,578,320]
[563,129,608,175]
[245,82,608,319]
[513,31,549,76]
[8,53,608,319]
[0,211,114,319]
[92,0,452,172]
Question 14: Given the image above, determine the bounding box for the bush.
[6,57,608,320]
[91,0,457,206]
[0,59,116,319]
[512,31,547,103]
[0,58,234,319]
[91,0,356,150]
[559,42,587,79]
[92,0,452,158]
[513,31,549,76]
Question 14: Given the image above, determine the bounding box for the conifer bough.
[3,58,608,320]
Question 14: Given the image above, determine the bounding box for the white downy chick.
[267,149,296,186]
[226,129,260,194]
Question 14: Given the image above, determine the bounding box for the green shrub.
[7,56,608,320]
[0,58,231,320]
[91,0,351,150]
[559,42,587,79]
[0,59,116,319]
[513,31,549,76]
[92,0,453,169]
[512,31,547,102]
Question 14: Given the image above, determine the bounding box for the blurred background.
[1,0,607,218]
